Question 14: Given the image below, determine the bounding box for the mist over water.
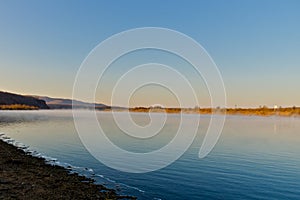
[1,110,300,199]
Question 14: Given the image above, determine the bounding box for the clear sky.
[0,0,299,107]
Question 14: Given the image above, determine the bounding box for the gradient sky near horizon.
[0,0,299,107]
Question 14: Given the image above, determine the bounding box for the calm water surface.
[0,110,300,199]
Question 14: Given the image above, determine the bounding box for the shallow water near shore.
[1,110,300,199]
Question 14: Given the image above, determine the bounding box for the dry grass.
[127,107,300,117]
[0,104,38,110]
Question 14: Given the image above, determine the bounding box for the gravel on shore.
[0,139,136,200]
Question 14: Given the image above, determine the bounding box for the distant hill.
[35,96,108,110]
[0,91,49,109]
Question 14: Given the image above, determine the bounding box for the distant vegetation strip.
[123,106,300,117]
[0,104,39,110]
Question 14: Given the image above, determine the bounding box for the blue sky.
[0,0,299,107]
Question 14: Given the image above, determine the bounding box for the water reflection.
[0,111,300,199]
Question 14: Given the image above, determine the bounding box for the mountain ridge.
[0,91,49,109]
[0,91,109,110]
[34,96,108,109]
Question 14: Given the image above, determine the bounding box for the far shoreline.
[1,104,300,117]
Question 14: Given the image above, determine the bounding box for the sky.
[0,0,299,107]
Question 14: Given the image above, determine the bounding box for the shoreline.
[0,136,136,200]
[103,107,300,117]
[2,106,300,118]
